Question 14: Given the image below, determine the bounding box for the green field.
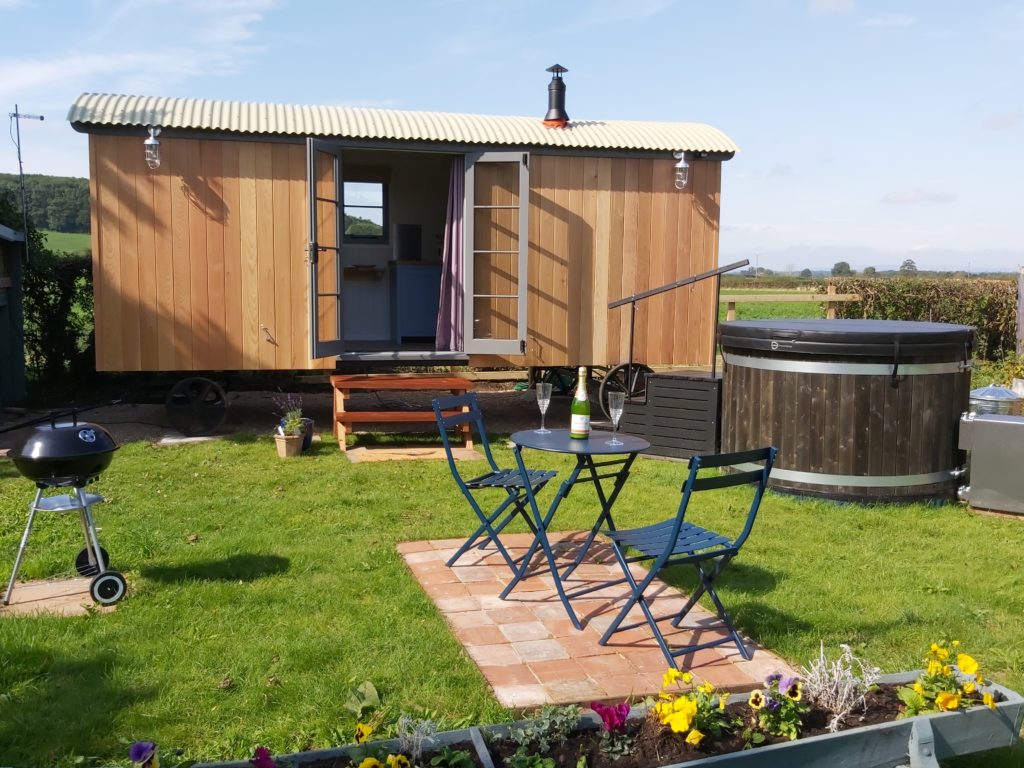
[42,229,91,254]
[719,289,830,321]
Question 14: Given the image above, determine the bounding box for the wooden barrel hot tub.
[719,319,974,501]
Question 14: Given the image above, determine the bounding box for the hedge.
[828,277,1016,361]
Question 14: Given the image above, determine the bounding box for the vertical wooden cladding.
[89,135,327,371]
[521,155,722,369]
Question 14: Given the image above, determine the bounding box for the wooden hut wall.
[471,154,722,370]
[89,134,329,371]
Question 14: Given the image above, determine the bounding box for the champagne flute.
[606,391,625,446]
[535,382,553,434]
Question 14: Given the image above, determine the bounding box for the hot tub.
[719,319,975,501]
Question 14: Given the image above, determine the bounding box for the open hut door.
[307,139,345,358]
[463,152,529,356]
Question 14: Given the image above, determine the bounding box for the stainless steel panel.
[964,414,1024,515]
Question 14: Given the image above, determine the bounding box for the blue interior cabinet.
[389,261,442,344]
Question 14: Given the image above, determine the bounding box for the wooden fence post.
[826,284,837,320]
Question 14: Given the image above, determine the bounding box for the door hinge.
[307,242,318,264]
[520,339,527,354]
[522,153,529,168]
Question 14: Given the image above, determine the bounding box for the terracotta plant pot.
[274,434,303,458]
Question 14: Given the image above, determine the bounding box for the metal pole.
[9,105,44,263]
[627,300,637,403]
[1018,266,1023,357]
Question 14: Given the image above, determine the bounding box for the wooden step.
[330,374,473,392]
[335,409,464,423]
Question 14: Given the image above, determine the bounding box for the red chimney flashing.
[543,118,569,128]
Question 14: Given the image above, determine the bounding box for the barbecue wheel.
[90,571,127,605]
[75,546,110,577]
[166,376,229,436]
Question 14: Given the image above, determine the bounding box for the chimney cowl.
[543,64,569,128]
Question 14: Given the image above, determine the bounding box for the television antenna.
[9,104,45,261]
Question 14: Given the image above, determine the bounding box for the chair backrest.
[675,446,777,551]
[432,393,499,484]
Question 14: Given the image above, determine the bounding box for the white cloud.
[859,14,917,28]
[0,0,26,8]
[880,189,957,205]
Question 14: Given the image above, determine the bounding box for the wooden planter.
[193,673,1023,768]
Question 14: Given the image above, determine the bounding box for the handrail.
[607,259,750,385]
[608,259,750,309]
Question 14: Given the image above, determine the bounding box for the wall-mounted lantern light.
[144,126,161,170]
[673,151,689,190]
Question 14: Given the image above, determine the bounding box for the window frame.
[342,178,389,245]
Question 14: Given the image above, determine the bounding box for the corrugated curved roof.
[67,93,738,154]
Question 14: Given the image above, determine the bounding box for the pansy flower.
[935,691,960,711]
[983,692,996,710]
[387,755,411,768]
[748,689,765,710]
[956,653,979,676]
[355,723,374,744]
[685,729,705,746]
[129,742,158,768]
[358,758,384,768]
[718,692,730,711]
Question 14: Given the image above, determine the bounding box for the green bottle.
[569,366,591,439]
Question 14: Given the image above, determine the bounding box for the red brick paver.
[400,533,796,710]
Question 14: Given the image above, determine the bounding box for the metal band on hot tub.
[722,352,965,376]
[734,463,956,488]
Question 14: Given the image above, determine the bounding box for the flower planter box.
[193,673,1023,768]
[191,725,494,768]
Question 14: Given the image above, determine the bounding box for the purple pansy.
[765,673,782,686]
[129,742,157,765]
[765,697,782,712]
[591,700,630,733]
[250,746,277,768]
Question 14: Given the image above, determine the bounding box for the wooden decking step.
[329,374,474,451]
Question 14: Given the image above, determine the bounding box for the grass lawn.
[41,230,91,254]
[2,434,1023,766]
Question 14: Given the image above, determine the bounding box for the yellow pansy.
[663,668,682,689]
[927,660,943,676]
[976,672,987,686]
[942,665,953,676]
[912,682,925,695]
[682,672,694,685]
[718,692,730,711]
[935,691,960,711]
[983,692,995,710]
[387,755,411,768]
[785,681,803,702]
[665,698,697,733]
[698,681,714,696]
[748,689,765,710]
[355,723,374,744]
[963,681,976,694]
[951,640,961,648]
[685,729,705,747]
[358,759,384,768]
[930,643,949,660]
[956,653,979,676]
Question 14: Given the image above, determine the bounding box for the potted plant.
[274,406,304,458]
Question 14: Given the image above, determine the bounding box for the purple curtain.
[436,155,465,351]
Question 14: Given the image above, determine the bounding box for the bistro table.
[504,428,651,629]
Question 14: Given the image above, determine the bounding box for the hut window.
[343,181,388,243]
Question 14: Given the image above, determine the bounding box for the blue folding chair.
[433,393,557,573]
[599,446,776,667]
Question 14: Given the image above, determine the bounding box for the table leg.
[334,388,349,452]
[561,452,638,579]
[500,446,585,630]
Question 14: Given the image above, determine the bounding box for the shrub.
[829,277,1016,361]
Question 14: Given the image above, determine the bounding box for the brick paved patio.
[399,533,794,710]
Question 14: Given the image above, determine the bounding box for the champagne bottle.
[569,366,591,439]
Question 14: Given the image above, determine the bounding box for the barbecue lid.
[718,319,975,359]
[13,420,119,461]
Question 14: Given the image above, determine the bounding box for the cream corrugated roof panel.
[69,93,738,154]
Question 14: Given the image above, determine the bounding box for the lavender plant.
[397,715,438,764]
[801,643,881,732]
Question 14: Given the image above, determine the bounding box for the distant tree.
[900,259,918,274]
[863,266,877,277]
[831,261,854,276]
[0,173,90,233]
[799,268,813,279]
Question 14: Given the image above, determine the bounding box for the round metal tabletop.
[511,428,650,455]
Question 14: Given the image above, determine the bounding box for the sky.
[1,0,1021,273]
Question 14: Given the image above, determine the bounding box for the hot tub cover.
[718,319,975,359]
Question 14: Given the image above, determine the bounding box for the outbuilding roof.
[68,93,738,155]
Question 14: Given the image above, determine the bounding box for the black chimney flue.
[543,64,569,128]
